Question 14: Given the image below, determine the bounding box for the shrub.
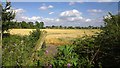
[73,36,96,68]
[51,45,79,67]
[94,13,120,67]
[2,29,41,66]
[29,28,41,41]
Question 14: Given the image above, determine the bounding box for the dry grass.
[9,29,36,35]
[9,29,101,45]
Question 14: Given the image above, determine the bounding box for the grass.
[9,29,101,45]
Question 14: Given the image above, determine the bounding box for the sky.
[5,2,118,26]
[1,0,119,2]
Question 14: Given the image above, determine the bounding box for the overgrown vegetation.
[94,13,120,67]
[2,29,41,66]
[52,45,79,67]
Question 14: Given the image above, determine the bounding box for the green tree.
[28,21,34,28]
[35,21,40,28]
[0,4,2,31]
[2,2,15,33]
[40,22,44,29]
[21,21,28,28]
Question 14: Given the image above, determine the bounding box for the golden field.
[9,29,101,45]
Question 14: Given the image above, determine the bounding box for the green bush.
[2,29,41,66]
[94,13,120,67]
[50,45,78,67]
[29,28,41,41]
[73,36,96,68]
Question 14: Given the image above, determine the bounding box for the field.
[9,29,100,45]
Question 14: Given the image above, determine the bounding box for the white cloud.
[69,2,75,5]
[77,0,84,3]
[14,8,25,14]
[58,9,94,26]
[49,12,54,14]
[48,5,54,8]
[55,19,60,22]
[85,19,92,22]
[27,16,40,21]
[69,1,84,6]
[59,9,83,22]
[39,4,54,10]
[60,9,82,17]
[13,8,26,21]
[39,6,48,10]
[44,18,54,21]
[14,8,103,27]
[13,8,42,22]
[97,0,113,2]
[18,16,41,22]
[87,9,103,13]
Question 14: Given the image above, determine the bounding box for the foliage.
[2,29,41,66]
[33,45,78,67]
[72,36,96,68]
[29,28,41,41]
[51,45,79,67]
[35,49,53,66]
[2,2,15,33]
[35,21,44,29]
[5,21,45,29]
[71,13,120,68]
[94,13,120,67]
[45,25,101,29]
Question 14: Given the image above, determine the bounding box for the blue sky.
[9,2,118,26]
[1,0,119,2]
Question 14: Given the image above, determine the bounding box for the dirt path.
[45,45,58,56]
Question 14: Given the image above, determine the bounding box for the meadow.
[9,29,100,45]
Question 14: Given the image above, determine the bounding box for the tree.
[0,4,2,30]
[59,25,62,29]
[35,21,40,28]
[40,22,44,29]
[21,21,28,28]
[28,21,34,28]
[2,2,15,33]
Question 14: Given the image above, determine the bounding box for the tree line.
[8,20,103,29]
[45,25,102,29]
[10,21,44,29]
[5,20,103,30]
